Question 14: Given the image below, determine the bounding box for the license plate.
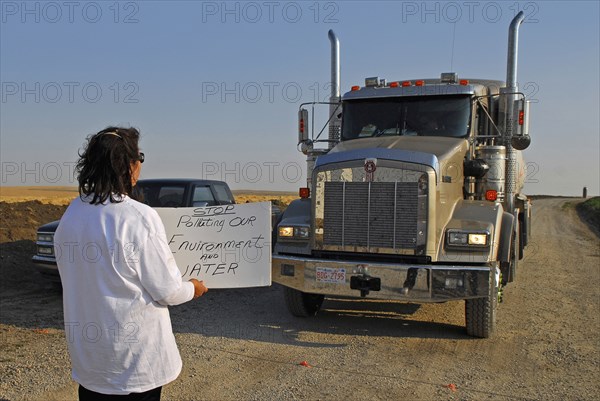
[315,267,346,284]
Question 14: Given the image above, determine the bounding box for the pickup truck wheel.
[283,287,324,317]
[465,266,498,338]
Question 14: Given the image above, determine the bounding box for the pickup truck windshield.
[342,95,471,140]
[136,184,186,207]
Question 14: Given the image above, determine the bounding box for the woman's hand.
[189,279,208,299]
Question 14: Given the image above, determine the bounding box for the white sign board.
[155,202,272,288]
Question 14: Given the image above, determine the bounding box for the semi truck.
[272,12,532,338]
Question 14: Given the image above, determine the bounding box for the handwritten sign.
[155,202,272,288]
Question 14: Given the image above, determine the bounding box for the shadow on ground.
[169,284,467,346]
[1,240,467,344]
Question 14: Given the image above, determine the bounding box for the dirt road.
[1,198,598,400]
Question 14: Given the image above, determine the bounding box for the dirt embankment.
[1,198,599,401]
[576,197,600,237]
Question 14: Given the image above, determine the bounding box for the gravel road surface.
[1,198,598,400]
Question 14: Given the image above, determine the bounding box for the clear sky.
[1,0,598,196]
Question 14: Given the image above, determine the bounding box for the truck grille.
[323,181,425,251]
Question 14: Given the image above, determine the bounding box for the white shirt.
[55,194,194,395]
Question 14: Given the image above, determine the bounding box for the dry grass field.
[0,186,79,205]
[232,190,298,206]
[0,186,298,206]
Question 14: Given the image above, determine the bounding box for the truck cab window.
[342,95,471,140]
[476,100,490,139]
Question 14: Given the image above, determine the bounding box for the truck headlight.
[278,226,310,240]
[467,233,487,246]
[278,227,294,237]
[446,230,489,247]
[295,226,310,239]
[448,232,468,245]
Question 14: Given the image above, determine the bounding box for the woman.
[55,127,207,400]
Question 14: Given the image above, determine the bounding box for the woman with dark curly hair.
[55,127,207,401]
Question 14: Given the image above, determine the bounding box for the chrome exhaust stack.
[502,11,525,213]
[506,11,525,90]
[301,30,342,188]
[328,29,341,149]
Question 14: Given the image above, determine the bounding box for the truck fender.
[516,195,531,248]
[277,198,311,225]
[273,198,312,255]
[437,200,503,263]
[498,212,515,263]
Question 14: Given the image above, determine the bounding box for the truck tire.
[465,266,498,338]
[518,214,526,260]
[510,219,520,281]
[283,287,324,317]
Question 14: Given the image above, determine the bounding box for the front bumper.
[273,254,491,302]
[32,255,61,281]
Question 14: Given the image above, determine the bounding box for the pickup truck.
[32,178,237,283]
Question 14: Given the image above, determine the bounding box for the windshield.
[134,184,186,207]
[342,95,471,140]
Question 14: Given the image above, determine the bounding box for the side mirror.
[511,135,531,150]
[298,108,309,144]
[512,99,531,150]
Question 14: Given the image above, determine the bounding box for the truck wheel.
[465,266,499,338]
[283,287,324,317]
